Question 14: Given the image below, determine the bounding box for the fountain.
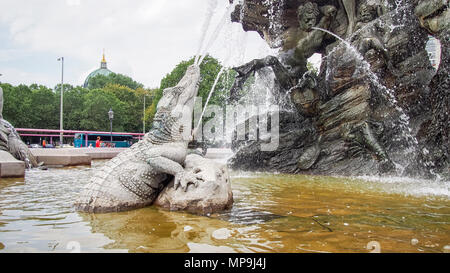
[0,0,448,254]
[227,0,449,179]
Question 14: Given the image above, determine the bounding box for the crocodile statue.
[75,64,205,213]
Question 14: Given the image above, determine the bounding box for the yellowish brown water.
[0,161,449,253]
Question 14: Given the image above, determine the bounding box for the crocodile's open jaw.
[154,64,201,141]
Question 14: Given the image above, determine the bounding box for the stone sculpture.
[154,154,233,215]
[75,65,233,213]
[415,0,449,33]
[228,0,447,178]
[340,0,356,37]
[0,86,39,169]
[414,0,449,177]
[230,1,337,99]
[350,3,400,75]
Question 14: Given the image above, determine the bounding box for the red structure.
[16,128,145,147]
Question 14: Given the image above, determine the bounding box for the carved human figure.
[351,3,400,74]
[353,4,387,55]
[281,2,337,79]
[290,71,320,117]
[230,2,337,99]
[340,121,395,173]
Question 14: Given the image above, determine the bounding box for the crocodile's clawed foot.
[174,169,204,192]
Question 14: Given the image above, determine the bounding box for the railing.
[15,128,145,147]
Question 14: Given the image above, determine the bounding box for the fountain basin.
[0,150,25,177]
[30,148,127,166]
[0,159,448,253]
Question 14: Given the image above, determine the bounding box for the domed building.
[83,53,114,88]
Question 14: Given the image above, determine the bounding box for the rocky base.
[0,150,25,178]
[229,110,386,176]
[154,154,233,215]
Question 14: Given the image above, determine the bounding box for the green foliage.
[307,61,319,75]
[146,55,236,124]
[0,55,234,135]
[102,84,145,132]
[2,83,34,128]
[30,85,59,129]
[1,81,153,133]
[87,73,143,90]
[80,89,126,132]
[62,86,89,130]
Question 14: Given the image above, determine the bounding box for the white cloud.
[0,67,55,87]
[66,0,81,7]
[0,0,273,88]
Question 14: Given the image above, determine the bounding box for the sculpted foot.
[174,170,204,192]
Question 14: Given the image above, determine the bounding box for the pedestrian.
[95,136,101,148]
[42,139,46,148]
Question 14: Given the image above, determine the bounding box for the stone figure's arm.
[8,136,39,168]
[341,0,356,30]
[229,55,294,101]
[318,5,337,29]
[0,123,9,147]
[295,33,315,59]
[295,6,337,59]
[147,150,184,175]
[295,30,324,61]
[415,0,448,21]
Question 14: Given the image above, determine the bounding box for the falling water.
[195,0,243,126]
[198,3,235,65]
[344,3,410,43]
[312,26,421,174]
[195,66,226,132]
[263,0,286,47]
[222,0,287,144]
[194,0,218,65]
[25,158,31,170]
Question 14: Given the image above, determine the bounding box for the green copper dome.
[83,53,113,88]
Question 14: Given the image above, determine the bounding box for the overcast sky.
[0,0,278,89]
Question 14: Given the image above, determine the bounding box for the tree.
[86,73,143,90]
[80,89,127,132]
[136,87,158,133]
[145,55,235,124]
[2,83,34,128]
[1,58,238,135]
[29,84,59,129]
[307,60,319,75]
[102,84,142,132]
[63,86,89,130]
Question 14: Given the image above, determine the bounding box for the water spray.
[194,66,226,136]
[312,26,422,174]
[198,3,235,65]
[194,0,218,66]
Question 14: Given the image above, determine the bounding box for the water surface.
[0,160,449,253]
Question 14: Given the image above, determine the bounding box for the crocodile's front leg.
[146,144,203,192]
